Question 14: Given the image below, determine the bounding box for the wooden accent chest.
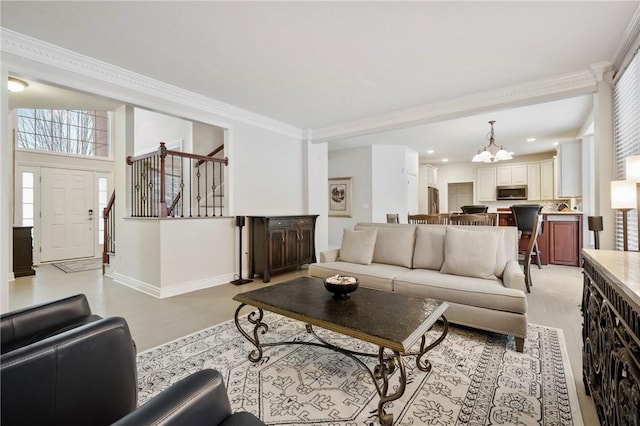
[13,226,35,277]
[582,249,640,425]
[248,215,318,283]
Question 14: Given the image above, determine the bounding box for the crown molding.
[312,70,597,142]
[612,3,640,72]
[1,28,303,139]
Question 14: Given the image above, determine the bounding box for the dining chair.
[519,213,543,293]
[408,214,442,224]
[460,205,489,214]
[448,213,497,226]
[386,213,399,224]
[511,204,544,269]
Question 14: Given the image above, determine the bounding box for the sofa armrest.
[112,369,265,426]
[1,316,138,426]
[502,260,526,291]
[1,294,101,354]
[319,249,340,263]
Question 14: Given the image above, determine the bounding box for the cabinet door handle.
[282,237,285,243]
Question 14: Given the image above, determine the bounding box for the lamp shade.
[626,155,640,181]
[587,216,603,231]
[611,180,637,209]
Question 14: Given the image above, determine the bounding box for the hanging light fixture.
[471,120,513,163]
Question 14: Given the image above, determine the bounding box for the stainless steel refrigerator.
[428,186,439,214]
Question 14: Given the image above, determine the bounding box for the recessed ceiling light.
[526,138,536,142]
[426,150,434,154]
[553,142,559,146]
[441,158,448,163]
[8,76,28,92]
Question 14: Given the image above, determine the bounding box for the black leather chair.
[112,369,266,426]
[1,294,102,354]
[1,296,263,426]
[511,204,544,270]
[460,205,489,214]
[1,316,138,426]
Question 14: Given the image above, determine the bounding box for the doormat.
[52,258,102,273]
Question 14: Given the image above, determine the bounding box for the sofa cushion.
[393,269,527,314]
[308,261,408,292]
[494,229,507,277]
[337,228,377,265]
[440,227,499,279]
[355,225,416,268]
[412,226,445,270]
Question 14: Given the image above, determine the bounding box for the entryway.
[40,168,95,262]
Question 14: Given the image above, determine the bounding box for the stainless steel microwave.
[496,185,528,200]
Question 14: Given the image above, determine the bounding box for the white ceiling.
[2,1,639,163]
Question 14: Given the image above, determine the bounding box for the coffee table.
[233,276,449,425]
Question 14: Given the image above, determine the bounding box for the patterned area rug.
[51,258,102,273]
[137,313,583,425]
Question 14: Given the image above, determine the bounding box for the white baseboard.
[111,272,234,299]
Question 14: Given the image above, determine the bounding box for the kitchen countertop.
[494,210,583,215]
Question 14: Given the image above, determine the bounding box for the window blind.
[613,47,640,251]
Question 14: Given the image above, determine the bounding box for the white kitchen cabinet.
[477,167,497,201]
[496,164,526,185]
[527,163,541,200]
[511,165,527,184]
[557,140,582,197]
[496,166,512,186]
[541,159,554,200]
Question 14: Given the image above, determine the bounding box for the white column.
[0,66,11,312]
[592,66,616,250]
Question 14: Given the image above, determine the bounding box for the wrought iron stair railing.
[126,142,228,218]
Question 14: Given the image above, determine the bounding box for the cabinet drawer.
[268,219,293,228]
[294,218,313,226]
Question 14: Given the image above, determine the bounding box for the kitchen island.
[496,209,583,267]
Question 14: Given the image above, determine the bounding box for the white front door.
[40,168,95,262]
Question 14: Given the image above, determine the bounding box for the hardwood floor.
[8,262,598,425]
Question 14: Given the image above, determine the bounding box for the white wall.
[328,146,372,247]
[371,145,411,223]
[193,121,224,156]
[231,123,306,216]
[134,108,193,154]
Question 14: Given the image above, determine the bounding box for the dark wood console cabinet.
[582,249,639,425]
[13,226,35,277]
[249,215,318,283]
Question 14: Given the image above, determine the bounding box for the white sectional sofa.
[308,223,528,351]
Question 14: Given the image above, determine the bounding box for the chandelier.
[471,120,513,163]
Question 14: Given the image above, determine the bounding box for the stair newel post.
[158,142,168,218]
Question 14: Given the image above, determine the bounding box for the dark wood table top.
[233,276,448,353]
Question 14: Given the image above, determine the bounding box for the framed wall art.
[328,177,352,217]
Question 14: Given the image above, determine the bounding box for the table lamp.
[626,155,640,247]
[611,180,637,251]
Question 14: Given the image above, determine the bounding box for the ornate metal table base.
[234,304,449,426]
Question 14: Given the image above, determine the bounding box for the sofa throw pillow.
[337,228,378,265]
[355,225,416,268]
[440,227,499,279]
[494,229,507,277]
[412,226,446,270]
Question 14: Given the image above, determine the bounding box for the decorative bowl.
[324,275,359,299]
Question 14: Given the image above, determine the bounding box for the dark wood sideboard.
[248,215,318,283]
[13,226,35,277]
[582,249,640,425]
